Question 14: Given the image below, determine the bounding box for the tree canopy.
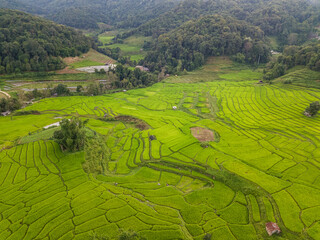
[0,9,93,74]
[125,0,319,47]
[0,0,182,30]
[53,118,89,152]
[264,43,320,81]
[305,101,320,117]
[143,15,270,73]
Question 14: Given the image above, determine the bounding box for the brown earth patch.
[63,56,81,65]
[115,115,149,130]
[191,127,214,142]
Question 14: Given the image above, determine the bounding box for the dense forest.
[143,15,270,73]
[0,0,42,14]
[0,0,182,30]
[264,43,320,80]
[124,0,320,47]
[112,64,157,89]
[0,9,93,74]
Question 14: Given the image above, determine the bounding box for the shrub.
[304,101,320,117]
[53,117,88,152]
[118,229,139,240]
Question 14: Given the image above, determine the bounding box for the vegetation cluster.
[53,117,88,152]
[0,0,181,30]
[143,15,270,73]
[0,97,21,113]
[0,9,93,74]
[112,65,157,89]
[304,101,320,117]
[125,0,318,46]
[264,43,320,80]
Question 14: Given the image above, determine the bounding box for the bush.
[118,229,139,240]
[53,117,88,152]
[284,79,292,84]
[304,101,320,117]
[53,84,70,96]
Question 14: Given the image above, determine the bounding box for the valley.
[0,0,320,239]
[1,58,320,239]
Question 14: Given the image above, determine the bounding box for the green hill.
[125,0,319,47]
[0,9,93,74]
[0,0,182,29]
[143,15,270,72]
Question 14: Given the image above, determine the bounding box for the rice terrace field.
[1,57,320,239]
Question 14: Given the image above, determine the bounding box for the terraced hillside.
[1,58,320,239]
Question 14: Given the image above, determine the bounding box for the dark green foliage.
[76,85,83,93]
[111,64,156,89]
[0,9,92,74]
[53,84,70,96]
[14,110,40,116]
[305,101,320,117]
[0,97,21,113]
[143,15,270,73]
[127,0,318,46]
[86,83,107,96]
[203,233,212,240]
[118,229,139,240]
[1,0,180,30]
[264,43,320,80]
[53,117,88,152]
[32,89,42,99]
[97,47,121,61]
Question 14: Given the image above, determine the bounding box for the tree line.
[0,9,93,74]
[122,0,319,48]
[142,15,270,73]
[263,43,320,81]
[0,0,181,30]
[0,98,21,113]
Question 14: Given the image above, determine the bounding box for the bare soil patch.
[191,127,214,142]
[115,115,149,130]
[63,56,81,65]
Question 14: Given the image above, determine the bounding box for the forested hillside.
[143,15,270,72]
[125,0,319,46]
[0,0,182,29]
[0,0,42,14]
[0,9,93,74]
[264,42,320,80]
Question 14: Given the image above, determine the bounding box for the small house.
[266,222,281,236]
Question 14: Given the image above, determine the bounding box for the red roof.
[266,222,281,236]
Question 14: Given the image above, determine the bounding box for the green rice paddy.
[1,58,320,239]
[101,35,152,62]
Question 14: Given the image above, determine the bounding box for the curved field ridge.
[1,58,320,239]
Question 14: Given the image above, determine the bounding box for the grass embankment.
[101,34,152,62]
[273,66,320,89]
[67,49,115,69]
[0,57,320,239]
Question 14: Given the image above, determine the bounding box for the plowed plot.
[191,127,214,142]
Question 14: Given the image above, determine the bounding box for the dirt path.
[0,90,11,98]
